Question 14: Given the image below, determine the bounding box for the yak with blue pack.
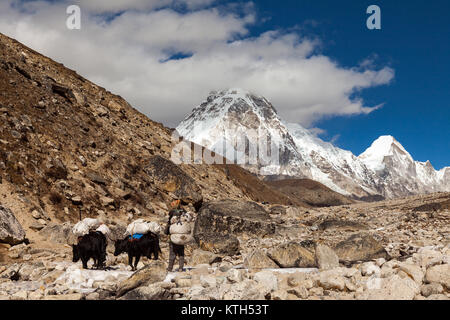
[114,232,161,270]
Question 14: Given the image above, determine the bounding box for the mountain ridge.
[176,88,449,199]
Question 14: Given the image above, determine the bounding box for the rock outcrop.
[194,200,275,238]
[333,233,390,264]
[0,205,26,245]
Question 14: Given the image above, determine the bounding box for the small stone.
[318,270,346,291]
[309,287,324,296]
[287,276,299,287]
[11,291,28,300]
[31,210,41,219]
[399,263,424,285]
[29,222,44,231]
[100,196,115,207]
[287,286,309,299]
[226,269,245,283]
[200,275,217,288]
[85,292,100,300]
[421,283,444,297]
[253,271,278,292]
[361,262,381,277]
[270,290,288,300]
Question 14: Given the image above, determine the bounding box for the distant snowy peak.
[177,88,304,176]
[359,135,414,171]
[177,90,449,199]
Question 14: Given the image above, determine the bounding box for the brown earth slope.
[266,178,355,207]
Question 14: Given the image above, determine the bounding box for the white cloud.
[77,0,216,13]
[0,0,394,127]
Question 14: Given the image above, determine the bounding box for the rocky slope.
[176,89,449,199]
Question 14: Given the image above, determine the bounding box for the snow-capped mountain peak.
[359,135,413,172]
[177,90,449,199]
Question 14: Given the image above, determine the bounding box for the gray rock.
[253,271,278,292]
[116,261,167,297]
[318,219,368,231]
[243,249,279,269]
[0,205,26,245]
[268,242,316,268]
[318,270,346,291]
[425,264,449,289]
[119,282,170,300]
[195,233,240,256]
[315,244,339,270]
[194,200,275,239]
[421,283,444,297]
[190,249,222,266]
[360,275,420,300]
[39,222,75,244]
[222,280,266,300]
[333,233,389,264]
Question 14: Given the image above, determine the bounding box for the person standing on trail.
[165,199,193,272]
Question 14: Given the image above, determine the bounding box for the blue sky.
[0,0,448,169]
[246,0,449,169]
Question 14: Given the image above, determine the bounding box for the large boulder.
[194,200,275,239]
[222,279,267,300]
[145,156,203,210]
[318,219,368,231]
[359,275,420,300]
[0,205,26,245]
[425,264,450,289]
[119,282,170,300]
[116,260,167,297]
[190,249,222,266]
[244,250,280,269]
[268,242,316,268]
[315,244,339,270]
[253,271,279,292]
[196,233,240,256]
[39,222,75,244]
[333,233,389,264]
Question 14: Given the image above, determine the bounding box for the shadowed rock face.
[144,155,203,210]
[318,219,368,231]
[268,242,316,268]
[193,200,275,238]
[116,260,167,297]
[0,205,26,245]
[195,233,240,256]
[333,233,390,264]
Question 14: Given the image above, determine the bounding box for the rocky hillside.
[176,89,449,199]
[265,179,354,207]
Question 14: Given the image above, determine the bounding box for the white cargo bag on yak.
[73,218,102,236]
[125,220,162,236]
[95,224,110,236]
